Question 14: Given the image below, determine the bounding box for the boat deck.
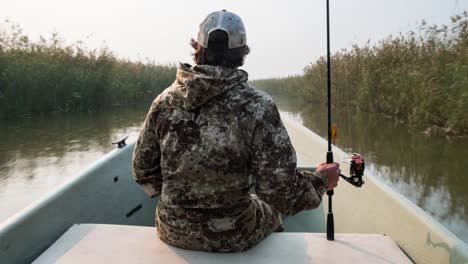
[34,224,411,264]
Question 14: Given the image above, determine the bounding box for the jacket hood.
[171,63,248,110]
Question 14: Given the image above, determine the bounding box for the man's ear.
[190,38,200,50]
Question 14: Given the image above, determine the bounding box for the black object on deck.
[112,136,129,149]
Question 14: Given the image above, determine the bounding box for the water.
[0,104,467,243]
[0,107,147,221]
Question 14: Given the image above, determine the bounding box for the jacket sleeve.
[132,108,162,198]
[251,102,328,216]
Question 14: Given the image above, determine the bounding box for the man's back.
[155,64,272,209]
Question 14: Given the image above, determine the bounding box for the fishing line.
[345,62,353,142]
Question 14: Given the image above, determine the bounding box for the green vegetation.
[0,21,176,119]
[252,12,468,135]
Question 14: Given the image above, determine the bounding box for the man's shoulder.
[149,82,180,112]
[228,83,276,111]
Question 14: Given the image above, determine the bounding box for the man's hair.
[191,30,250,69]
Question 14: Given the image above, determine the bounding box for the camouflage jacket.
[132,63,328,252]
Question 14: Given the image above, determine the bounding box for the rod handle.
[326,151,334,163]
[327,212,334,240]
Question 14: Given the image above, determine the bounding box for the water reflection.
[277,99,468,243]
[0,107,147,221]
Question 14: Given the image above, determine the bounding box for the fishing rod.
[325,0,334,241]
[325,0,366,241]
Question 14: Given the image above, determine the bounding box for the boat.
[0,114,467,263]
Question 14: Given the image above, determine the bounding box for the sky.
[0,0,466,79]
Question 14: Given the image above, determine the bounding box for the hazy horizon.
[1,0,466,79]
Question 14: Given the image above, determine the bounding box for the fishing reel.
[339,153,365,187]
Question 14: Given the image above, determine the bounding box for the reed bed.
[252,12,468,135]
[0,21,176,119]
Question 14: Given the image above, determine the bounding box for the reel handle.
[339,174,365,187]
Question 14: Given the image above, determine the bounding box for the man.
[132,10,340,252]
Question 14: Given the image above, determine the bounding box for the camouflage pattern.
[132,63,328,252]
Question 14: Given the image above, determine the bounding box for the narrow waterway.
[0,103,467,243]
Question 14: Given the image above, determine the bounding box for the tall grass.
[0,20,176,119]
[252,12,468,135]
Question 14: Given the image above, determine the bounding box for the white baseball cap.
[197,10,247,49]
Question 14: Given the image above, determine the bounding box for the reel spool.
[340,153,365,187]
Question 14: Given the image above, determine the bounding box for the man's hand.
[316,162,340,190]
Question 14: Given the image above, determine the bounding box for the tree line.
[252,12,468,136]
[0,20,176,119]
